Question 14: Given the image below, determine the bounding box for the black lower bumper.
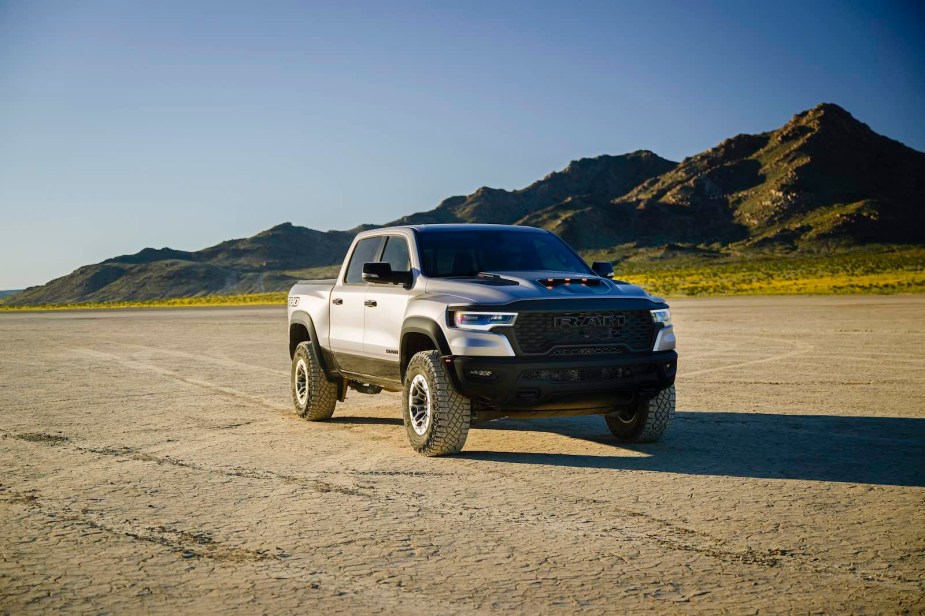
[449,351,677,412]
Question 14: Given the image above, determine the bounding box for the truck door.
[363,235,413,373]
[328,236,382,370]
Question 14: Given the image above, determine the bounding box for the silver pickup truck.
[288,224,677,456]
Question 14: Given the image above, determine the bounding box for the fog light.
[467,369,494,378]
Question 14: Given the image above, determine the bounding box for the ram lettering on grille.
[551,314,625,339]
[513,310,654,355]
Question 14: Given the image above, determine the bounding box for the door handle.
[332,298,343,305]
[364,300,377,307]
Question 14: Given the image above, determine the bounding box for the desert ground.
[1,296,923,614]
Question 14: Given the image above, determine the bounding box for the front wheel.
[403,351,471,456]
[605,385,675,443]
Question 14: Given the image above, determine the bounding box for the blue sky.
[1,0,923,289]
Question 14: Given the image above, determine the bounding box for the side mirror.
[591,261,615,279]
[362,262,413,286]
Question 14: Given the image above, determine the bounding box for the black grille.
[512,310,655,355]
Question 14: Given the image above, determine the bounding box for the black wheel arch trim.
[400,316,454,381]
[289,310,338,377]
[401,317,451,355]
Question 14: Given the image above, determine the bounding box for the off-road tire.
[605,385,675,443]
[291,342,337,421]
[402,350,471,456]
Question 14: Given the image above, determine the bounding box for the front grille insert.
[512,310,655,355]
[521,365,655,383]
[549,346,627,357]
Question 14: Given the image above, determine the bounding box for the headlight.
[650,309,671,325]
[452,311,517,331]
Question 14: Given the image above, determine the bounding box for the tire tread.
[404,351,470,456]
[291,342,337,421]
[605,384,675,443]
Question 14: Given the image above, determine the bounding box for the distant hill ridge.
[8,103,924,305]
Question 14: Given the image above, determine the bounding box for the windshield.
[416,229,593,278]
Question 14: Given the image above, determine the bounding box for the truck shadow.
[464,412,925,487]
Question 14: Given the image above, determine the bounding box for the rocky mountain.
[389,150,677,226]
[8,225,355,305]
[528,103,925,250]
[7,103,924,305]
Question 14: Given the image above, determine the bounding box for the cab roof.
[405,224,547,234]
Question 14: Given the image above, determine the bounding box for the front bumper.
[448,350,677,412]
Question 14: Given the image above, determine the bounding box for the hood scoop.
[539,276,605,288]
[467,272,520,286]
[538,276,611,294]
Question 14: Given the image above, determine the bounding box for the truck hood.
[422,270,660,306]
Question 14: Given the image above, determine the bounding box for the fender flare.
[289,310,330,373]
[398,317,459,391]
[400,316,452,378]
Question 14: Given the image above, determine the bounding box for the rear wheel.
[605,385,675,443]
[403,351,471,456]
[291,342,337,421]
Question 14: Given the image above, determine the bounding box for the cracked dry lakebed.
[1,295,923,613]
